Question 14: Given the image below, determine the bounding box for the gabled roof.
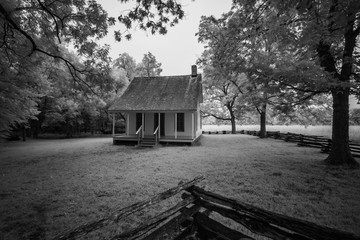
[109,74,203,112]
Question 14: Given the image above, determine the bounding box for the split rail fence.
[51,176,360,240]
[203,130,360,158]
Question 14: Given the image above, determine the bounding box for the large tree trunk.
[225,102,237,134]
[325,90,358,167]
[316,17,359,167]
[230,114,236,134]
[259,104,266,138]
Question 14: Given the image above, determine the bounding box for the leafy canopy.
[0,0,185,137]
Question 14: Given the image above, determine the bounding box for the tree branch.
[0,2,98,94]
[0,22,6,48]
[63,61,97,95]
[36,0,63,43]
[229,78,244,94]
[201,111,231,121]
[280,80,327,94]
[0,3,37,53]
[255,105,262,114]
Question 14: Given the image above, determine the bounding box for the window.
[136,113,142,131]
[177,113,184,132]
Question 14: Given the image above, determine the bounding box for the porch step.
[138,138,157,147]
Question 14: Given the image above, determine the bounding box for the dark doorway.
[160,113,165,136]
[154,113,165,136]
[136,113,142,131]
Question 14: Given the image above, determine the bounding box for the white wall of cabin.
[164,112,175,137]
[125,110,202,139]
[196,101,202,137]
[143,113,153,135]
[127,112,157,136]
[128,112,136,135]
[176,112,192,138]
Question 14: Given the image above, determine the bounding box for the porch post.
[174,113,177,139]
[142,113,144,138]
[112,113,115,137]
[191,112,194,139]
[126,113,129,136]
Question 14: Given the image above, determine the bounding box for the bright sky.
[97,0,233,76]
[95,0,360,109]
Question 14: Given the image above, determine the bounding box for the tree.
[13,43,121,138]
[199,47,248,133]
[0,0,184,74]
[112,53,137,82]
[265,0,360,167]
[115,0,184,40]
[136,52,163,77]
[204,0,359,167]
[0,0,110,73]
[350,109,360,125]
[197,16,248,134]
[197,13,291,138]
[242,45,281,138]
[201,70,248,134]
[270,94,333,125]
[0,52,48,138]
[0,0,185,137]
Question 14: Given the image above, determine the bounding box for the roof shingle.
[109,74,202,112]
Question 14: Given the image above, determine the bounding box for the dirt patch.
[0,135,359,239]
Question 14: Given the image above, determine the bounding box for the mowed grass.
[0,135,360,239]
[203,124,360,143]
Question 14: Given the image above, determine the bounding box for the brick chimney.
[191,65,197,77]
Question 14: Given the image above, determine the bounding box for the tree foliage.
[199,47,249,133]
[264,0,360,167]
[113,52,137,82]
[350,108,360,125]
[23,47,117,138]
[136,52,163,77]
[115,0,184,40]
[0,0,110,71]
[0,53,48,137]
[197,7,327,137]
[0,0,183,71]
[198,0,360,166]
[0,0,184,138]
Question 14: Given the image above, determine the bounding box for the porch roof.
[109,74,202,112]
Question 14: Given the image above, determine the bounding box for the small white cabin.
[109,66,203,145]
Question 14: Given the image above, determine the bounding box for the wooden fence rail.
[297,135,329,148]
[321,141,360,158]
[52,176,204,240]
[188,185,360,240]
[202,129,360,158]
[51,176,360,240]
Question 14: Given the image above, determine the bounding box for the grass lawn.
[0,134,360,239]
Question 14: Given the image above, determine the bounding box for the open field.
[203,124,360,143]
[1,135,360,239]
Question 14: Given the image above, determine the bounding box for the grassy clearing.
[203,124,360,143]
[0,135,360,239]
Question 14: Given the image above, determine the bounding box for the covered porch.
[111,111,202,145]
